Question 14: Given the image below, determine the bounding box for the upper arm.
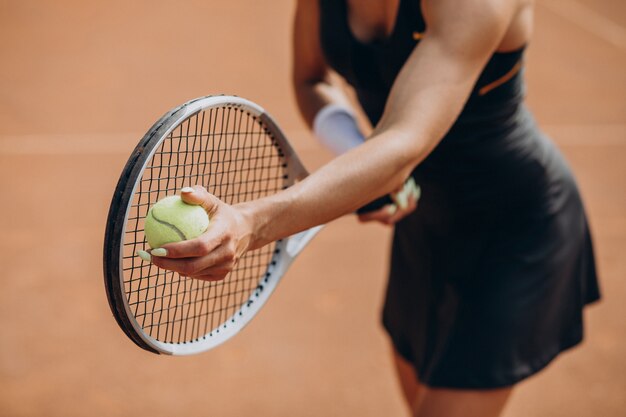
[292,0,329,85]
[422,0,516,67]
[375,0,520,149]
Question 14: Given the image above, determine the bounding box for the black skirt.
[382,104,600,389]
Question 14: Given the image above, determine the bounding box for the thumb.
[180,186,221,217]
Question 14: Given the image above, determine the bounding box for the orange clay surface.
[0,1,624,416]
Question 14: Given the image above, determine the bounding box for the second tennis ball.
[144,195,209,249]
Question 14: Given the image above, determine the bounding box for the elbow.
[380,125,432,165]
[370,126,434,191]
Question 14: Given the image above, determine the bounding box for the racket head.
[103,95,310,355]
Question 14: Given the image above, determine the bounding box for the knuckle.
[197,239,213,255]
[222,241,237,260]
[223,255,236,267]
[220,231,234,245]
[206,275,219,282]
[220,244,234,258]
[214,267,230,276]
[178,261,196,276]
[216,257,234,270]
[224,247,236,262]
[203,274,225,282]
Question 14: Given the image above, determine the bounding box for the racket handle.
[356,195,394,214]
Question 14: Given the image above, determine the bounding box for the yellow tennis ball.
[144,195,209,249]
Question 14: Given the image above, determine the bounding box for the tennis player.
[151,0,600,415]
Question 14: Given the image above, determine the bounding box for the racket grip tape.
[356,194,394,214]
[356,177,420,215]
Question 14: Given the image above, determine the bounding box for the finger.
[385,195,418,224]
[153,257,234,280]
[358,204,397,223]
[150,255,192,274]
[392,186,410,210]
[180,185,221,217]
[191,262,235,278]
[152,243,235,274]
[155,225,226,259]
[191,274,227,282]
[393,178,416,210]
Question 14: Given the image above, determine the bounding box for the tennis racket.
[103,95,395,355]
[103,94,339,356]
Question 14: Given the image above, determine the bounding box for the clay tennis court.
[1,0,624,416]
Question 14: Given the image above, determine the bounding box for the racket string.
[123,107,286,344]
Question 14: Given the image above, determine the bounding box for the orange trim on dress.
[478,60,522,96]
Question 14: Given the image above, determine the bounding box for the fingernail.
[137,250,152,262]
[412,183,421,200]
[386,204,398,215]
[396,191,409,209]
[404,177,420,201]
[151,248,168,257]
[181,187,194,193]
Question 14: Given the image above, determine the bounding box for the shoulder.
[422,0,523,56]
[423,0,520,34]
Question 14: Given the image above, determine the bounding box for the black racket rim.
[104,95,311,355]
[103,100,191,353]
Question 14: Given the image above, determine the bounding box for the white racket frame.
[112,96,322,355]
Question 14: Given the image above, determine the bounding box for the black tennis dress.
[319,0,600,388]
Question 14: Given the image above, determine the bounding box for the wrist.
[313,103,366,155]
[235,197,281,251]
[234,201,261,251]
[235,183,303,251]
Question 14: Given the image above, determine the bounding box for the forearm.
[291,0,366,155]
[239,127,417,250]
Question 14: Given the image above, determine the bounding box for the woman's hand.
[145,186,253,281]
[358,178,421,225]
